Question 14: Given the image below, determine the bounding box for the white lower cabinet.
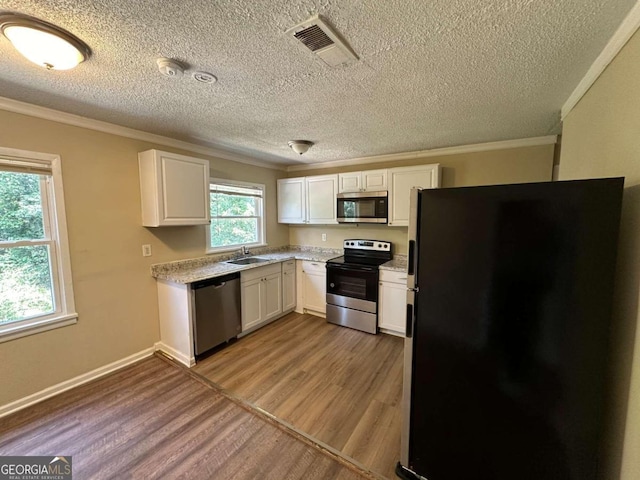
[241,277,263,331]
[301,260,326,314]
[378,269,408,336]
[240,263,282,332]
[282,260,296,313]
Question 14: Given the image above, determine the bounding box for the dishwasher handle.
[192,272,240,290]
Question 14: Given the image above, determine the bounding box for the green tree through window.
[209,182,264,250]
[0,171,54,323]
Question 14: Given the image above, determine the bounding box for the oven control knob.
[378,244,382,247]
[330,283,335,288]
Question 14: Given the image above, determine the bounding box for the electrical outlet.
[321,233,327,242]
[142,244,152,257]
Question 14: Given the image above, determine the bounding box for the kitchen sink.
[225,257,271,265]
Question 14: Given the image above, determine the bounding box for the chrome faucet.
[240,245,251,256]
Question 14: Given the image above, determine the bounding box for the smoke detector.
[156,58,184,77]
[288,140,313,155]
[286,14,358,67]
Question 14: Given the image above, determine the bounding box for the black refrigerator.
[398,178,624,480]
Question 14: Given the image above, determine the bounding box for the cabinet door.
[241,278,263,331]
[362,169,388,191]
[139,149,210,227]
[338,172,362,193]
[263,272,283,321]
[278,177,306,224]
[306,175,338,224]
[378,281,407,334]
[282,269,296,312]
[388,165,440,226]
[303,271,326,313]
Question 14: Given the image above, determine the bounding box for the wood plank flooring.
[193,312,404,479]
[0,355,375,480]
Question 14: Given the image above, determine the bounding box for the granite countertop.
[380,255,408,272]
[151,246,342,284]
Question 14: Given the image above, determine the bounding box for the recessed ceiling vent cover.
[286,14,358,67]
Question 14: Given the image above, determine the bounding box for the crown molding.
[287,135,558,173]
[0,96,287,171]
[562,1,640,120]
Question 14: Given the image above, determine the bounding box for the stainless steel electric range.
[326,239,393,334]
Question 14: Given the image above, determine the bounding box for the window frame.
[206,178,267,254]
[0,147,77,343]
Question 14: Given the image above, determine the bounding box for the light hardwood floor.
[0,355,376,480]
[193,312,404,479]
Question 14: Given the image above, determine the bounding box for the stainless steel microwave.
[337,191,388,224]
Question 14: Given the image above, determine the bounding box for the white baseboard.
[0,347,155,419]
[379,327,405,338]
[304,309,326,319]
[154,341,194,368]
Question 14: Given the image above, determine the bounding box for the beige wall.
[558,30,640,480]
[290,144,555,253]
[0,109,288,406]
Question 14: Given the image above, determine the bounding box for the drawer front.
[301,260,326,274]
[379,269,408,284]
[282,259,296,272]
[241,262,282,283]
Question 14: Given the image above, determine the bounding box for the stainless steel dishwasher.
[192,272,241,356]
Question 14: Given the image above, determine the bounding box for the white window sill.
[0,313,78,344]
[206,243,268,255]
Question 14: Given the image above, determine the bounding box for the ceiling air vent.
[286,14,358,67]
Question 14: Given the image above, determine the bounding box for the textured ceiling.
[0,0,635,167]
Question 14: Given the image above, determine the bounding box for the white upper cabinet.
[388,164,440,226]
[338,172,362,192]
[362,169,388,191]
[277,175,337,224]
[306,175,338,224]
[277,177,307,224]
[338,169,388,193]
[138,149,210,227]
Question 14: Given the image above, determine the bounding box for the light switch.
[142,244,152,257]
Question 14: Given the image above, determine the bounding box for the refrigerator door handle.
[407,239,416,276]
[405,302,414,337]
[401,187,422,468]
[405,188,421,339]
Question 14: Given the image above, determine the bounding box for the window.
[207,180,266,253]
[0,147,77,342]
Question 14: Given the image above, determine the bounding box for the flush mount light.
[288,140,314,155]
[0,12,91,70]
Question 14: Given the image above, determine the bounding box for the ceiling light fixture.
[288,140,314,155]
[0,12,91,70]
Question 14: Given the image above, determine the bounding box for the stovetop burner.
[327,255,390,267]
[326,239,393,267]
